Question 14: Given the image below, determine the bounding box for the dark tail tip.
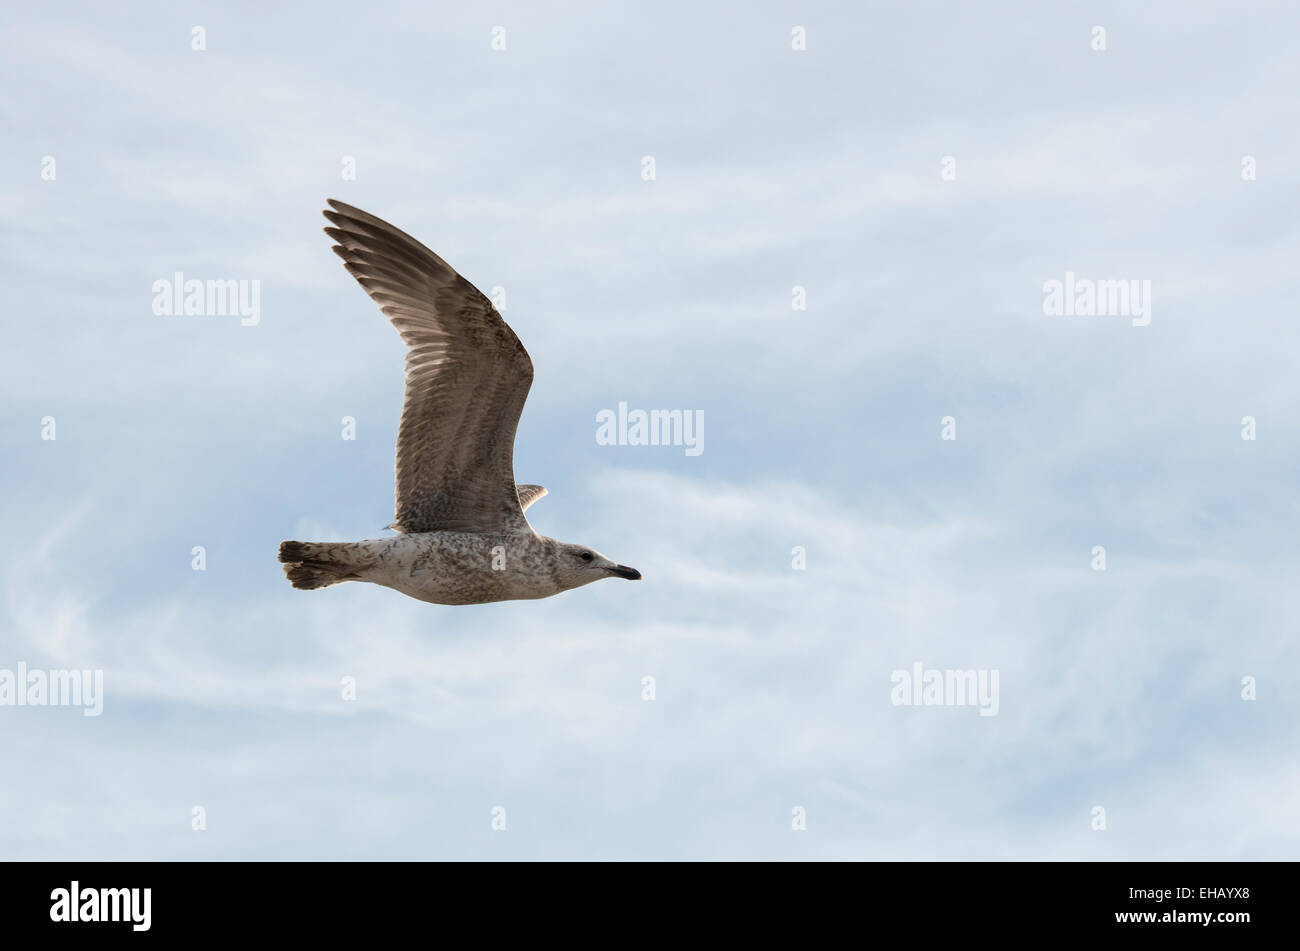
[278,540,307,564]
[283,563,339,590]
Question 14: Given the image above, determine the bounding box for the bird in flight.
[278,200,640,604]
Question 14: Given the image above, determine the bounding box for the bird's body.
[278,200,640,605]
[282,530,617,605]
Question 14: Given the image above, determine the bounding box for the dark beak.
[610,564,642,581]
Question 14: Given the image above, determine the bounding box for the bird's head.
[551,541,641,591]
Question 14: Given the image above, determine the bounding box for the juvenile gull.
[278,200,640,605]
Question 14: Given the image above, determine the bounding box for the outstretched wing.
[323,199,535,534]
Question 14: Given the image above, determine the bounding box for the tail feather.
[278,540,362,591]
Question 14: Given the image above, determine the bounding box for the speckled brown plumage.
[278,201,640,605]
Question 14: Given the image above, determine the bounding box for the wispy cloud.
[1,0,1296,860]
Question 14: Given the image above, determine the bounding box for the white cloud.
[3,468,1292,858]
[2,0,1297,860]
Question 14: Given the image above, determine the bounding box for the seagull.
[278,200,641,605]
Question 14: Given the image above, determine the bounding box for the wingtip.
[323,200,353,224]
[325,198,366,219]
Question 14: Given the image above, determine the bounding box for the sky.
[2,0,1298,860]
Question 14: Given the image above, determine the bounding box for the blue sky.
[2,0,1298,859]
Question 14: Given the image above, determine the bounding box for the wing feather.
[323,199,535,534]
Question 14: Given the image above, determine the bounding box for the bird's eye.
[580,552,594,562]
